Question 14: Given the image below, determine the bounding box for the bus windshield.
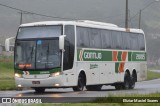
[15,26,62,70]
[15,39,61,70]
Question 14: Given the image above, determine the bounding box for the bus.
[13,20,147,93]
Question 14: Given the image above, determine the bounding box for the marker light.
[50,72,61,77]
[15,73,22,78]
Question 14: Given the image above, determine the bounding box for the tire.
[86,85,102,91]
[123,72,130,90]
[129,72,136,89]
[34,88,45,93]
[73,73,85,91]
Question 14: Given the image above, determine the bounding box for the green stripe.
[117,51,122,61]
[102,51,112,61]
[128,52,146,61]
[77,49,146,62]
[115,63,120,73]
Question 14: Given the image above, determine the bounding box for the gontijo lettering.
[84,52,102,59]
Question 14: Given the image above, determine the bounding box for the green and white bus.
[13,20,147,92]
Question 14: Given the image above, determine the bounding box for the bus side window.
[88,28,101,49]
[122,32,130,50]
[138,34,145,50]
[130,33,139,50]
[63,25,75,71]
[111,31,123,49]
[77,27,90,48]
[101,30,112,49]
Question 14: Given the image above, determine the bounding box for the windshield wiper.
[26,46,34,62]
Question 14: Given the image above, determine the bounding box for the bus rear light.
[15,73,22,78]
[50,72,60,77]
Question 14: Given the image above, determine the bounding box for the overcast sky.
[0,0,159,44]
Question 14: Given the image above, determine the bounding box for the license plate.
[32,81,40,84]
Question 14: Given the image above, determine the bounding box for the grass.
[0,56,16,90]
[0,80,16,90]
[147,71,160,80]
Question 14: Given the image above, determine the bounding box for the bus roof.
[20,20,144,34]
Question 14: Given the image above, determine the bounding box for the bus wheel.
[34,88,45,93]
[86,85,102,91]
[129,72,136,89]
[73,73,85,91]
[123,72,130,90]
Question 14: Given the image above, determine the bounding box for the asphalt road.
[0,78,160,98]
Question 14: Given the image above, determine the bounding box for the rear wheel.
[86,85,102,91]
[73,73,85,91]
[34,88,45,93]
[123,72,130,90]
[129,72,136,89]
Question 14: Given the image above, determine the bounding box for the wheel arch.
[78,70,86,86]
[125,69,131,77]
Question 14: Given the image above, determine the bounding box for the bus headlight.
[15,73,22,78]
[50,72,61,77]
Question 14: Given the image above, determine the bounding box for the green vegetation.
[0,56,16,90]
[147,71,160,80]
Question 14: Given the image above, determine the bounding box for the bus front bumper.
[15,76,64,88]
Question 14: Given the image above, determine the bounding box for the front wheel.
[73,73,85,91]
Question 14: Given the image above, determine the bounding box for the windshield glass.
[15,39,61,70]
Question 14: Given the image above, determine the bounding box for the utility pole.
[18,10,23,25]
[138,0,159,29]
[125,0,129,29]
[138,10,142,29]
[20,11,22,25]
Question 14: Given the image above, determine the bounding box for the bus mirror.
[59,35,66,51]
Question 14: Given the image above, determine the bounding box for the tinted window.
[101,30,112,49]
[64,25,75,70]
[130,33,139,50]
[138,34,145,50]
[88,28,101,48]
[111,31,123,49]
[122,32,131,50]
[17,26,62,39]
[77,27,90,48]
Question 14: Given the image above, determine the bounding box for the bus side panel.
[137,62,147,81]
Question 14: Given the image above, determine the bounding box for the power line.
[0,3,128,23]
[0,3,77,20]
